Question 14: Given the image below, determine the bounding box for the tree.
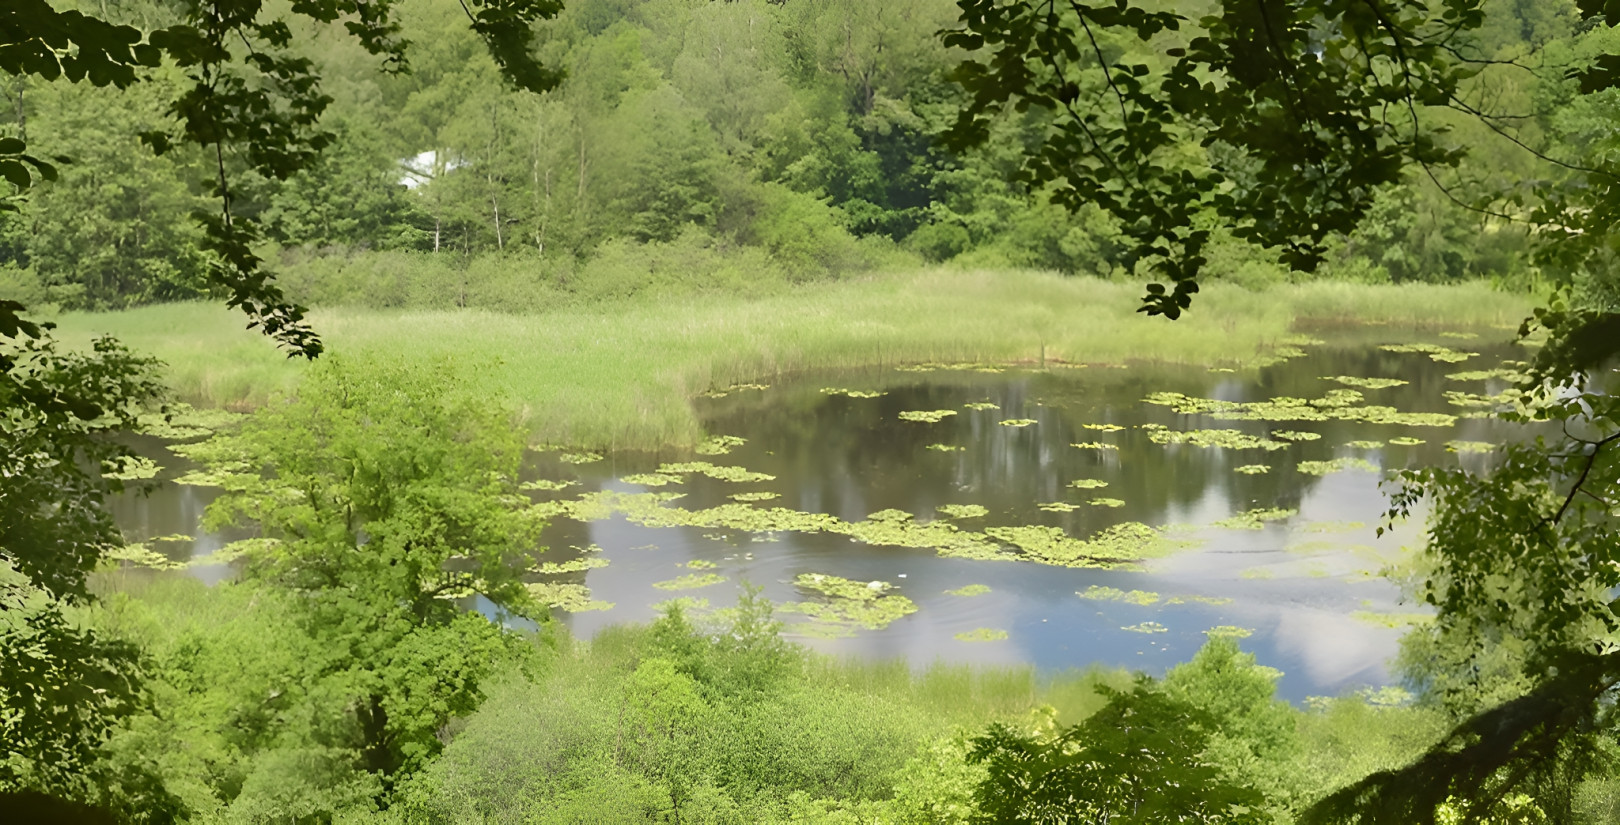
[968,677,1270,824]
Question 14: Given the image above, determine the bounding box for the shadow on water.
[115,329,1529,701]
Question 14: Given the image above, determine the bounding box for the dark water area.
[115,328,1530,702]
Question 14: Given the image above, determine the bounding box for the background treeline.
[0,0,1581,313]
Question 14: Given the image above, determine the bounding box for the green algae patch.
[652,573,729,591]
[1379,343,1476,363]
[683,559,718,570]
[1165,595,1235,606]
[622,472,685,487]
[1344,440,1385,449]
[926,443,965,452]
[1213,508,1296,530]
[867,509,914,522]
[520,479,579,492]
[999,418,1038,427]
[1326,376,1409,390]
[1234,464,1270,474]
[694,435,747,455]
[1090,497,1125,508]
[955,628,1009,642]
[1078,586,1159,605]
[937,504,989,519]
[1388,436,1426,446]
[1446,440,1495,454]
[1351,610,1433,628]
[964,401,1000,411]
[1121,622,1168,634]
[1083,423,1127,432]
[103,455,162,481]
[899,410,958,423]
[1206,625,1254,639]
[1039,502,1082,512]
[779,573,918,631]
[658,462,775,483]
[527,582,613,612]
[729,491,779,502]
[1297,457,1379,475]
[1071,442,1119,451]
[1273,430,1321,442]
[1446,368,1524,382]
[1148,428,1288,450]
[1068,478,1109,490]
[821,388,887,399]
[945,584,992,597]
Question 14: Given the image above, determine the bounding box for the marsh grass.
[51,270,1531,448]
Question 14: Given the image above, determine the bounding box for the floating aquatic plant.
[1078,586,1159,605]
[1000,418,1038,427]
[1325,376,1409,390]
[1083,423,1126,432]
[1147,428,1288,450]
[526,582,613,612]
[1272,430,1321,442]
[729,491,779,502]
[946,584,992,597]
[1446,440,1495,454]
[559,452,603,465]
[1070,442,1119,451]
[1145,390,1457,427]
[926,443,965,452]
[937,504,989,519]
[1164,595,1235,606]
[1297,457,1379,475]
[102,456,161,481]
[1090,498,1125,508]
[1446,368,1523,382]
[530,556,611,574]
[1213,508,1296,530]
[821,388,887,399]
[1121,622,1168,634]
[1301,520,1366,533]
[1239,567,1275,579]
[623,472,684,487]
[900,410,958,423]
[694,435,747,455]
[652,573,728,591]
[1234,464,1270,474]
[780,573,919,631]
[1379,343,1476,363]
[683,559,718,570]
[105,543,185,571]
[1350,610,1432,628]
[1439,331,1479,340]
[1068,479,1109,489]
[1039,502,1082,512]
[1205,625,1253,639]
[1344,440,1385,449]
[658,462,775,483]
[1388,436,1426,446]
[519,479,579,491]
[964,401,1000,411]
[955,628,1008,642]
[867,509,914,522]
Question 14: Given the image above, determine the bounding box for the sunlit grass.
[49,269,1531,449]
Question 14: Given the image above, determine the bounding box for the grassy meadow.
[51,269,1534,449]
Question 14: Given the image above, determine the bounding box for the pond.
[112,327,1529,702]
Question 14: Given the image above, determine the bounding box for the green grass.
[49,269,1532,449]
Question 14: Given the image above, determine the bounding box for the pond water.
[113,327,1530,702]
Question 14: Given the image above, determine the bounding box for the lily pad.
[652,573,729,591]
[520,479,579,491]
[964,401,1000,410]
[1078,586,1159,605]
[1120,622,1168,634]
[926,444,965,452]
[1083,423,1126,432]
[694,435,747,455]
[1446,440,1495,454]
[623,472,684,487]
[1089,498,1125,508]
[730,491,779,502]
[999,418,1038,427]
[1205,625,1254,639]
[945,584,992,597]
[1213,508,1296,530]
[1234,464,1270,474]
[559,452,603,465]
[1068,478,1109,490]
[899,410,958,423]
[1325,376,1409,390]
[526,582,614,612]
[937,504,989,519]
[1272,430,1321,442]
[1297,458,1379,475]
[1070,442,1119,451]
[954,628,1009,642]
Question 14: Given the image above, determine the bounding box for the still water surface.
[113,328,1526,701]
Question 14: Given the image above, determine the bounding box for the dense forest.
[11,0,1620,823]
[0,0,1585,314]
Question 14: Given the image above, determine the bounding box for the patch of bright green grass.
[51,273,1530,449]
